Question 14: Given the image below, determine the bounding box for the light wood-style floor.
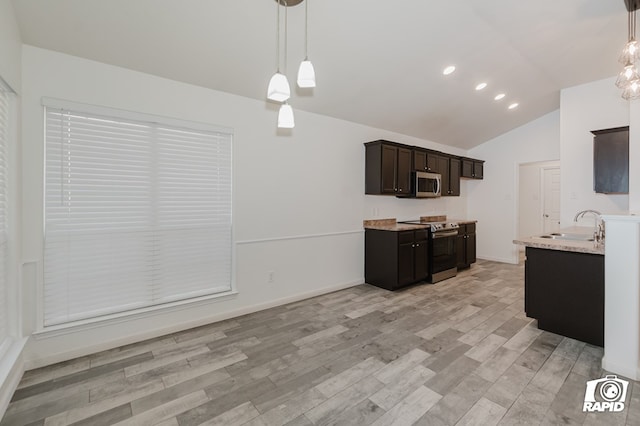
[2,259,638,426]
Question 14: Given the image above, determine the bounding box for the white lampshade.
[297,60,316,88]
[267,72,291,102]
[278,103,295,128]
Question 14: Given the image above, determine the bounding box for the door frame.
[515,160,561,262]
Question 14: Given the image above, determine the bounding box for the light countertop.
[513,226,604,255]
[363,217,477,232]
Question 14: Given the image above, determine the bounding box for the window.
[44,101,233,327]
[0,87,9,347]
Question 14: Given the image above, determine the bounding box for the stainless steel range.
[400,221,460,283]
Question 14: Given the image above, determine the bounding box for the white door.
[542,167,561,233]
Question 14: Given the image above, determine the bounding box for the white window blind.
[0,89,9,344]
[44,105,232,327]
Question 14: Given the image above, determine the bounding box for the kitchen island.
[514,227,604,346]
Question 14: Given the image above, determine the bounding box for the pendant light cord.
[275,0,280,72]
[284,0,288,74]
[304,0,309,60]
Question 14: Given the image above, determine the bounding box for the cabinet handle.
[416,243,420,247]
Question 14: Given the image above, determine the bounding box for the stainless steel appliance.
[400,221,459,282]
[412,171,441,198]
[428,222,459,282]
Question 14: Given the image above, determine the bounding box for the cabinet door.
[381,145,397,194]
[593,128,628,194]
[414,150,427,171]
[426,153,438,173]
[473,162,484,179]
[396,147,413,194]
[466,233,476,264]
[461,159,474,178]
[456,233,466,269]
[398,242,415,286]
[435,156,450,195]
[414,232,428,281]
[449,158,461,196]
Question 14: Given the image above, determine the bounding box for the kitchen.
[2,0,640,425]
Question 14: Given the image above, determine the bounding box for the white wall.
[0,0,24,419]
[20,45,470,368]
[627,99,640,212]
[468,111,561,264]
[560,77,630,225]
[0,0,21,93]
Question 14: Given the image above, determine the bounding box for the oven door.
[430,230,458,281]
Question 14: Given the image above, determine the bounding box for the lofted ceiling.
[11,0,628,149]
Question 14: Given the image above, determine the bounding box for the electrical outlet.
[268,271,275,283]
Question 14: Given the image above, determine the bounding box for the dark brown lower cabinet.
[365,229,429,290]
[456,223,477,269]
[524,247,604,346]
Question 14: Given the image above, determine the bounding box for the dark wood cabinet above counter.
[365,140,483,197]
[461,158,484,179]
[592,126,628,194]
[365,141,413,195]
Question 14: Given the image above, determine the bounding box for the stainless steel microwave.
[413,171,441,198]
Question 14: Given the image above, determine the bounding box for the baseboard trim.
[0,338,28,420]
[477,255,518,265]
[25,278,364,370]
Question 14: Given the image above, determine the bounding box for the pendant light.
[278,102,295,128]
[618,3,640,100]
[277,1,295,128]
[297,0,316,88]
[267,0,290,102]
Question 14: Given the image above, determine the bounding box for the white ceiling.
[11,0,628,149]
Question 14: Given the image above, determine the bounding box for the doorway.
[518,160,561,240]
[542,167,561,233]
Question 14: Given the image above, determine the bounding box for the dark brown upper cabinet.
[448,157,461,196]
[365,140,412,195]
[413,149,439,173]
[365,140,483,197]
[461,158,484,179]
[592,127,629,194]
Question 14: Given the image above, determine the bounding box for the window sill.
[32,290,238,340]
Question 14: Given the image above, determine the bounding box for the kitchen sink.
[538,233,594,242]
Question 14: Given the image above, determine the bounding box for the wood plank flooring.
[2,259,638,425]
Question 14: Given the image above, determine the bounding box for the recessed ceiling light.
[494,93,506,101]
[508,102,519,110]
[475,82,487,91]
[443,65,456,76]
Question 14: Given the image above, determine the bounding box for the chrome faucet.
[574,209,604,243]
[573,209,601,222]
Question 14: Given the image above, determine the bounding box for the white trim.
[0,338,28,420]
[236,230,363,245]
[41,97,233,135]
[477,255,518,265]
[25,278,363,370]
[33,290,239,338]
